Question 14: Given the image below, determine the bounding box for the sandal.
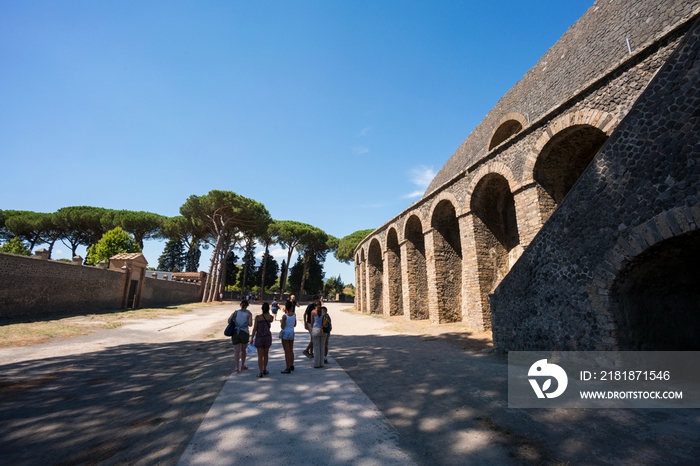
[263,370,269,375]
[281,368,291,374]
[241,365,248,371]
[257,373,263,378]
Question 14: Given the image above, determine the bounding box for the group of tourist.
[227,295,332,378]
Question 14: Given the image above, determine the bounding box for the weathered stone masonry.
[354,0,700,351]
[0,252,203,319]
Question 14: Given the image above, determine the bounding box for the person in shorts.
[279,300,297,373]
[251,302,274,377]
[229,300,253,373]
[271,297,279,320]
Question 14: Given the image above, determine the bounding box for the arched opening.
[489,119,523,150]
[355,252,363,313]
[404,215,429,320]
[431,200,462,323]
[470,174,520,330]
[367,239,384,315]
[359,249,367,313]
[534,124,608,222]
[611,231,700,350]
[386,228,404,316]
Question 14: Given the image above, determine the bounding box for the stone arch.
[359,248,367,313]
[466,162,518,196]
[589,206,700,350]
[469,173,520,330]
[524,109,620,223]
[430,199,463,323]
[429,191,463,219]
[367,238,384,314]
[385,227,404,316]
[404,214,429,320]
[488,112,528,150]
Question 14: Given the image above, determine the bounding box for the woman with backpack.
[229,300,253,373]
[251,302,274,377]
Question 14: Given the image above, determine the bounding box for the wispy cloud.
[356,126,371,137]
[353,145,369,155]
[403,165,436,198]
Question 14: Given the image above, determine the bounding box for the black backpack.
[322,313,332,334]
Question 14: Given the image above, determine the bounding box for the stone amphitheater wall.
[354,1,700,338]
[490,18,700,350]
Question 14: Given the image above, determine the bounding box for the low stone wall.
[0,253,204,319]
[0,252,124,318]
[140,276,203,308]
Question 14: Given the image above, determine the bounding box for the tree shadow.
[332,333,700,466]
[0,339,233,466]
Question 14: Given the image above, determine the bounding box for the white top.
[232,309,252,334]
[282,314,296,334]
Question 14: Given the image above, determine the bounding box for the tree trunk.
[299,253,309,295]
[203,235,223,302]
[280,248,294,298]
[216,246,228,301]
[47,238,57,260]
[260,242,269,298]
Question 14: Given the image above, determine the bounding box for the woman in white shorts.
[280,300,297,373]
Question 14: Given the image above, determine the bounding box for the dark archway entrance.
[367,239,384,315]
[611,231,700,350]
[534,125,608,222]
[386,228,404,316]
[405,216,428,320]
[471,173,519,330]
[431,200,462,323]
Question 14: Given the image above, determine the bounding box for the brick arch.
[522,109,620,186]
[358,246,367,312]
[488,112,529,151]
[404,214,429,319]
[589,206,700,349]
[385,227,404,316]
[469,171,520,330]
[367,238,384,314]
[430,197,463,323]
[428,191,463,220]
[466,163,518,204]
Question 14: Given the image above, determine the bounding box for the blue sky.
[0,0,592,284]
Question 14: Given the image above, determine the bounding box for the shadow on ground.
[332,333,700,466]
[0,339,233,466]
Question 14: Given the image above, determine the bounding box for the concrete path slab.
[177,307,417,466]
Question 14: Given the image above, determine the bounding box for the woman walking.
[229,300,253,373]
[251,302,274,377]
[310,302,327,368]
[279,300,297,373]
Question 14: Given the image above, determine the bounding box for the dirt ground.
[1,304,698,466]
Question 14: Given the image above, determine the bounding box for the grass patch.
[0,301,223,348]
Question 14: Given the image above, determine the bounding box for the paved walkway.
[177,305,415,466]
[2,303,698,465]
